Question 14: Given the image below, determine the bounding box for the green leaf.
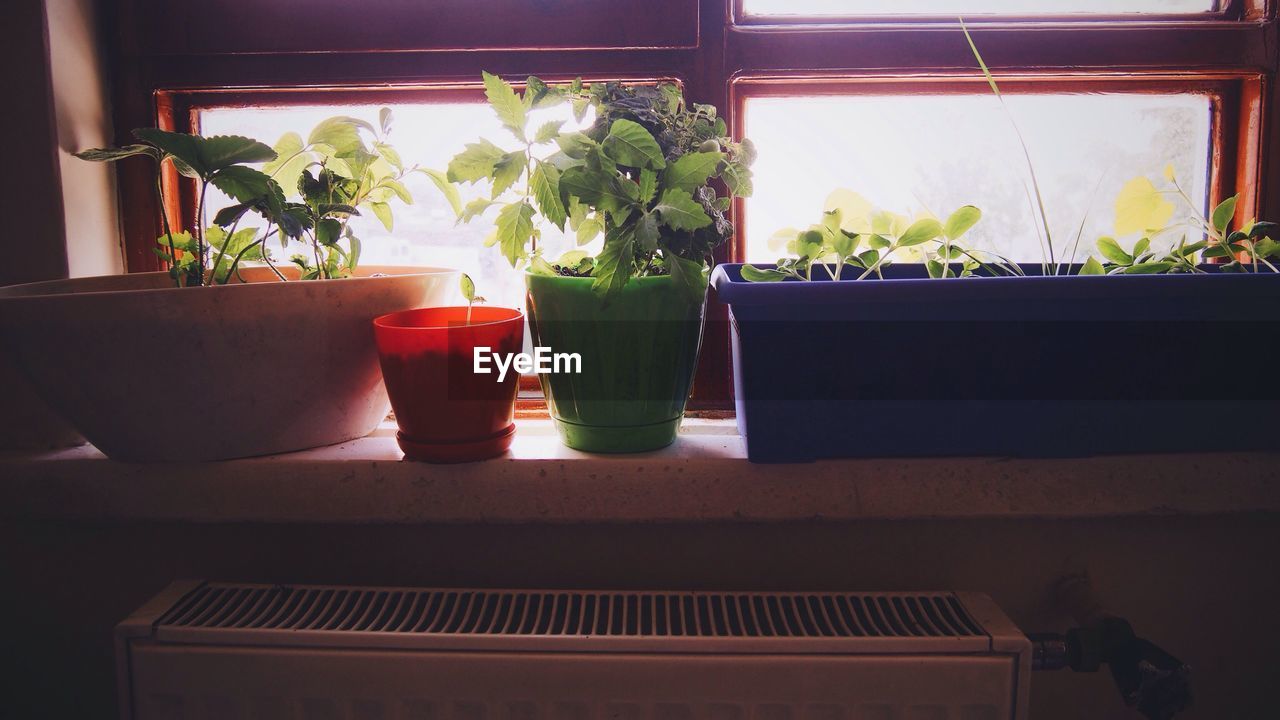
[944,206,982,240]
[491,152,525,198]
[665,252,707,303]
[558,166,609,205]
[1255,237,1280,259]
[1114,176,1175,237]
[663,152,723,194]
[602,119,666,169]
[416,168,462,218]
[1212,195,1240,235]
[1124,261,1175,274]
[556,132,596,159]
[576,216,604,246]
[654,188,711,231]
[531,163,567,230]
[460,198,499,222]
[591,226,636,299]
[376,178,412,204]
[529,256,559,276]
[1247,221,1277,239]
[720,161,753,197]
[75,144,160,163]
[262,132,309,199]
[483,71,527,141]
[447,139,506,183]
[1097,236,1133,265]
[370,201,394,231]
[796,230,824,261]
[638,169,658,205]
[460,273,477,303]
[212,202,251,227]
[741,264,787,282]
[210,166,276,203]
[1079,256,1105,275]
[200,134,277,171]
[495,201,535,266]
[156,230,194,251]
[374,142,403,171]
[830,231,859,259]
[560,166,638,215]
[533,120,565,144]
[524,77,563,110]
[897,218,943,247]
[635,212,660,252]
[307,117,372,156]
[960,19,1001,98]
[316,218,343,246]
[1132,237,1151,258]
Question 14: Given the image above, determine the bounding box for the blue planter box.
[711,263,1280,463]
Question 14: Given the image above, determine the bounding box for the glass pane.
[743,92,1212,265]
[742,0,1215,16]
[198,102,597,311]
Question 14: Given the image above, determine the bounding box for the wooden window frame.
[109,0,1280,412]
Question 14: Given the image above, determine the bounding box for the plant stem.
[154,170,180,288]
[196,181,210,286]
[208,215,244,285]
[224,238,265,284]
[259,224,287,281]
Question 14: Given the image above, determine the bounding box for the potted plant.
[374,275,524,462]
[0,110,457,462]
[714,177,1280,462]
[440,74,755,452]
[713,24,1280,463]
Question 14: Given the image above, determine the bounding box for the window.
[741,0,1218,16]
[741,89,1213,263]
[112,0,1277,409]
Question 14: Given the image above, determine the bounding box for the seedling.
[460,273,487,325]
[743,190,1006,282]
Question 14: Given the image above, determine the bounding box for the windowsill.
[1,418,1276,525]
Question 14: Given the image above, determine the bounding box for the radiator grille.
[156,584,983,639]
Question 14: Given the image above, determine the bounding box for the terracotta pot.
[374,306,524,463]
[0,265,457,462]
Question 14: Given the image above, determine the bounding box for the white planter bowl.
[0,265,457,462]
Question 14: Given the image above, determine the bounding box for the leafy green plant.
[743,189,1004,282]
[261,109,441,280]
[442,73,755,302]
[1082,165,1279,275]
[76,110,417,286]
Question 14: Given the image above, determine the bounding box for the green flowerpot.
[525,272,706,453]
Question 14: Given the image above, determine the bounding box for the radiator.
[116,581,1031,720]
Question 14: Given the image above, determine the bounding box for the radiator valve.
[1029,617,1192,720]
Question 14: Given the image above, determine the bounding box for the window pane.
[198,103,597,311]
[743,93,1212,264]
[742,0,1215,15]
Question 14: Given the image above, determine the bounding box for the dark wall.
[3,515,1277,719]
[3,0,70,286]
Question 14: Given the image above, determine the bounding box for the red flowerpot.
[373,306,524,462]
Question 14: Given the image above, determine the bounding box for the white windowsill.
[1,418,1277,524]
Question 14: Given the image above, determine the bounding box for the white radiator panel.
[130,646,1014,720]
[116,582,1031,720]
